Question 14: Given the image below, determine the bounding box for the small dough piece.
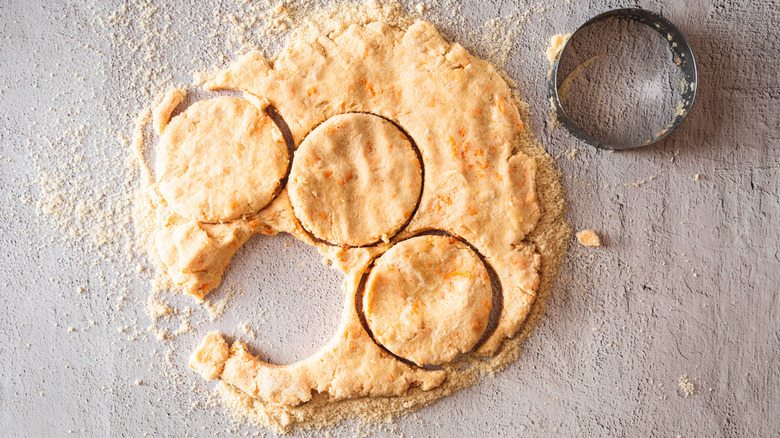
[156,97,289,223]
[364,235,492,365]
[576,229,601,247]
[546,33,571,64]
[189,332,230,380]
[288,113,421,246]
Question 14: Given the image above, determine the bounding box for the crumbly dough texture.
[156,96,289,223]
[142,17,570,433]
[190,332,230,380]
[288,113,421,246]
[364,235,492,366]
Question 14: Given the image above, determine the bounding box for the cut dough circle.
[363,235,493,366]
[288,113,422,247]
[156,97,289,223]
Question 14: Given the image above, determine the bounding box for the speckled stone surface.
[0,0,777,436]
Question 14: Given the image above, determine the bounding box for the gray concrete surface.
[1,0,778,436]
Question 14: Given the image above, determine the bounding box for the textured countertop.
[1,0,778,436]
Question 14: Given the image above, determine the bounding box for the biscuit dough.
[156,97,289,223]
[140,15,569,433]
[364,235,492,366]
[288,113,421,246]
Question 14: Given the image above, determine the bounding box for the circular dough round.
[156,97,289,223]
[288,113,422,247]
[363,235,493,366]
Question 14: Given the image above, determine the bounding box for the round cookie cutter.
[548,8,698,150]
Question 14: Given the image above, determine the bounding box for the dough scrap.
[364,235,492,366]
[576,229,601,247]
[289,113,421,246]
[156,97,289,223]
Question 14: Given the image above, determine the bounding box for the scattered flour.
[678,375,696,398]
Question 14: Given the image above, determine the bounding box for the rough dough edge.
[156,96,289,224]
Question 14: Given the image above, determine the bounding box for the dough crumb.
[546,33,571,64]
[678,375,695,398]
[576,229,601,247]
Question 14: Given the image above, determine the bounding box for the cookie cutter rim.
[548,8,698,151]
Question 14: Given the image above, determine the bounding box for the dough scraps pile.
[134,3,569,434]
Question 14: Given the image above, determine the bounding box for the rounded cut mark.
[156,97,289,223]
[363,234,493,366]
[288,113,423,247]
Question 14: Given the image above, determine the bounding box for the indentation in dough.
[363,234,492,366]
[288,113,422,247]
[156,97,289,223]
[148,20,563,425]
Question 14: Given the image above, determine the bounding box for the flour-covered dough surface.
[139,12,569,433]
[156,97,289,223]
[364,235,492,366]
[289,113,421,246]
